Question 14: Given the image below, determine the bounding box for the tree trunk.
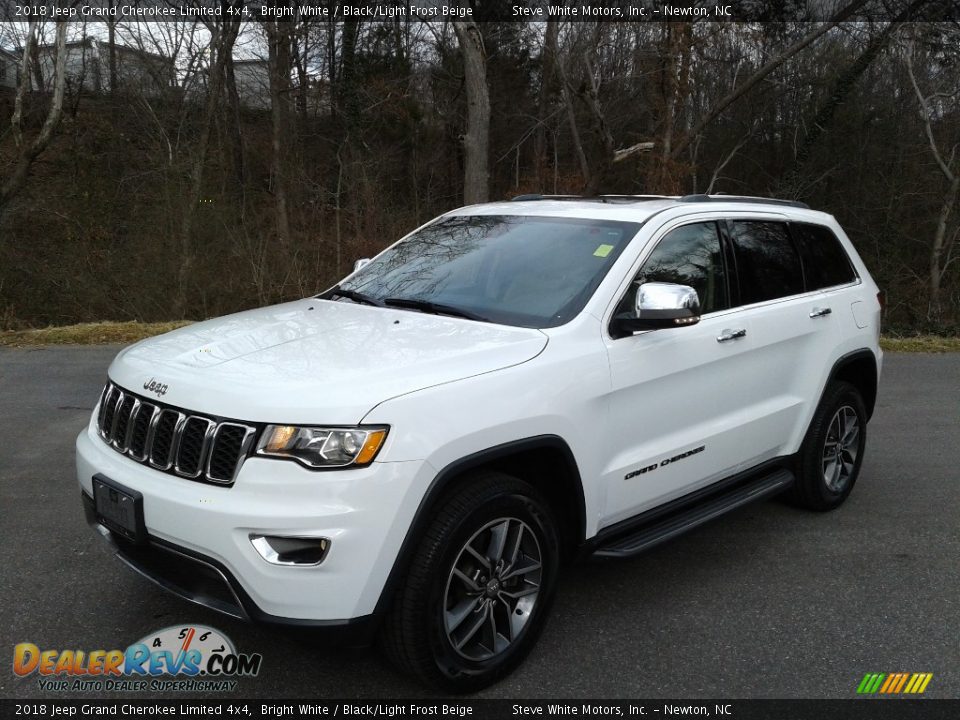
[658,23,692,191]
[29,34,43,91]
[659,23,678,179]
[929,177,959,322]
[223,50,246,192]
[291,24,309,124]
[174,23,239,317]
[453,20,490,204]
[579,53,615,195]
[905,33,959,323]
[0,22,68,218]
[534,19,560,188]
[338,20,360,128]
[107,12,118,94]
[558,61,590,190]
[267,22,293,257]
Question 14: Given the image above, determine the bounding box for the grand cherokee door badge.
[625,445,705,480]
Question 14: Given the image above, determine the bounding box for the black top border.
[2,0,959,23]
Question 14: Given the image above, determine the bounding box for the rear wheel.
[792,381,867,511]
[381,471,560,692]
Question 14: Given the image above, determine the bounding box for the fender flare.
[370,434,586,622]
[824,348,879,420]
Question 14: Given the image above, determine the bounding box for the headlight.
[256,425,388,468]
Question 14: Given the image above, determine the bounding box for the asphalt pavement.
[1,347,958,699]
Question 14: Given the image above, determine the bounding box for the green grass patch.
[0,321,193,347]
[880,335,960,353]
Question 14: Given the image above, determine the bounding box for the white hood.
[108,299,548,424]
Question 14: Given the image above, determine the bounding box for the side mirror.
[612,282,701,336]
[353,258,372,273]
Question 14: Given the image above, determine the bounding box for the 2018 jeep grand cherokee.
[77,194,882,690]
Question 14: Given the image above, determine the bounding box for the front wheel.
[380,471,560,691]
[792,381,868,511]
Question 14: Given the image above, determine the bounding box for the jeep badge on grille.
[143,378,169,397]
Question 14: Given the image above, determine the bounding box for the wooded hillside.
[1,12,958,333]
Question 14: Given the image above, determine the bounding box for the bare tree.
[264,20,294,255]
[905,37,959,322]
[533,19,560,187]
[453,20,490,204]
[0,22,68,218]
[174,20,240,317]
[669,0,868,161]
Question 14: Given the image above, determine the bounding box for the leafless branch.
[905,39,957,183]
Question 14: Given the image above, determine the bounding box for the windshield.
[334,215,641,328]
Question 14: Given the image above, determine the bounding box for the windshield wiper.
[320,286,384,307]
[383,297,489,322]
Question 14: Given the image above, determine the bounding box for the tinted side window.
[792,223,857,289]
[619,222,728,315]
[728,221,804,304]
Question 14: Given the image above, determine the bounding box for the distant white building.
[0,47,19,90]
[233,60,330,114]
[233,59,271,109]
[35,37,174,95]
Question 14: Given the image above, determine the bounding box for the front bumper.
[80,493,377,643]
[76,419,432,629]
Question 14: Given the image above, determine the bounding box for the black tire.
[791,381,867,511]
[380,471,560,692]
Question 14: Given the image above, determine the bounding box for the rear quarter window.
[791,223,858,289]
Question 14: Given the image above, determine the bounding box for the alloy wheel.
[822,405,860,492]
[443,517,543,661]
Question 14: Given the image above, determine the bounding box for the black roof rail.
[598,195,673,202]
[677,194,810,210]
[511,194,576,201]
[510,194,672,204]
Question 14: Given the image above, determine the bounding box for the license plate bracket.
[93,474,146,544]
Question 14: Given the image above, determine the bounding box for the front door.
[600,219,761,526]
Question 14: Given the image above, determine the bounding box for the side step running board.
[593,468,795,558]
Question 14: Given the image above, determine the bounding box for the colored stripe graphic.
[857,672,932,694]
[881,673,900,694]
[856,673,886,694]
[893,673,910,693]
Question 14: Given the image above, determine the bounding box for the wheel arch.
[827,348,879,420]
[371,435,586,623]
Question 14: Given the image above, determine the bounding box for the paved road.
[1,348,958,700]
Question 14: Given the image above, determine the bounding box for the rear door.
[719,217,844,458]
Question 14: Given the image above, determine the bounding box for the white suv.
[77,194,882,690]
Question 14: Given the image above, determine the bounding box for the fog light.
[250,535,329,566]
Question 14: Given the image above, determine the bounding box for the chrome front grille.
[96,382,257,485]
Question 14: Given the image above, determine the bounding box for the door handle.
[716,328,747,343]
[809,306,832,318]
